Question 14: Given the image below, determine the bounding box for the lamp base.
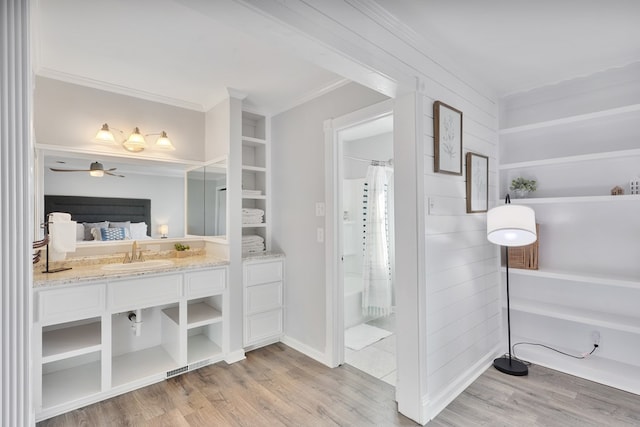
[493,356,528,376]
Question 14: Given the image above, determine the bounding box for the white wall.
[271,82,388,353]
[34,77,205,162]
[44,168,185,238]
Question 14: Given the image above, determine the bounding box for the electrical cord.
[512,342,599,362]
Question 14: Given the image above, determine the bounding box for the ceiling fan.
[49,161,125,178]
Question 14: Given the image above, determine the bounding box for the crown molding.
[35,67,207,112]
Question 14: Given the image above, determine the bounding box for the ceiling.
[35,0,640,113]
[376,0,640,97]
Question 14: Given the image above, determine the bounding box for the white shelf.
[188,334,223,364]
[242,165,266,173]
[112,346,178,387]
[508,194,640,205]
[499,148,640,170]
[503,267,640,290]
[508,298,640,334]
[242,136,267,147]
[242,194,267,200]
[242,223,267,228]
[185,302,222,329]
[499,103,640,135]
[511,335,640,395]
[42,322,101,364]
[42,360,101,409]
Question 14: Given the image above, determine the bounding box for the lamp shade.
[155,131,175,151]
[123,127,147,152]
[487,204,537,247]
[94,123,116,144]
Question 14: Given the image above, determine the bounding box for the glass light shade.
[123,127,147,152]
[155,131,175,150]
[159,224,169,237]
[95,123,116,144]
[487,204,537,247]
[89,161,105,177]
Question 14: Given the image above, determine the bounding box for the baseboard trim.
[225,349,246,364]
[281,335,331,367]
[421,345,500,423]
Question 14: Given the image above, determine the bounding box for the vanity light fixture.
[94,123,175,152]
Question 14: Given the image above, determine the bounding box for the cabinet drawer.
[38,284,106,325]
[245,260,283,286]
[246,282,282,315]
[245,309,282,346]
[185,268,226,298]
[109,274,181,311]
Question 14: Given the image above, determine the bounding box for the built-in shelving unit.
[241,111,270,253]
[42,321,101,363]
[499,78,640,395]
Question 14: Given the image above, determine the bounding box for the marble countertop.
[33,254,229,288]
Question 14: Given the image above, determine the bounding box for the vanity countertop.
[242,251,285,261]
[33,254,229,288]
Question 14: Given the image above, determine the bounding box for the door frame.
[323,99,394,368]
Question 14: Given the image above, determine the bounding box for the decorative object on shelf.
[174,242,191,258]
[159,224,168,239]
[94,123,176,152]
[630,177,640,195]
[611,185,625,195]
[487,194,537,376]
[510,177,537,198]
[433,101,463,175]
[466,152,488,213]
[508,224,539,270]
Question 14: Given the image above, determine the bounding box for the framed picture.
[466,152,488,213]
[434,101,463,175]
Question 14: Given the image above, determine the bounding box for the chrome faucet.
[123,241,145,263]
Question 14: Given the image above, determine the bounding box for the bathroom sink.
[101,259,174,272]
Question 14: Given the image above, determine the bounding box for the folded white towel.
[242,208,265,216]
[242,189,262,196]
[49,220,77,260]
[242,235,265,243]
[242,216,263,224]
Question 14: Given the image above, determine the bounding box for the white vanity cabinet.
[33,265,228,422]
[243,257,284,349]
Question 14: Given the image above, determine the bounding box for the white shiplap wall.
[421,88,499,416]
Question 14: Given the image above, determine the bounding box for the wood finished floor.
[38,343,640,426]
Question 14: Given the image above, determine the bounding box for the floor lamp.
[487,194,537,376]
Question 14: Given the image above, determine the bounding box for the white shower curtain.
[362,164,392,316]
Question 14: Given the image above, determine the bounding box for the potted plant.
[174,242,191,258]
[510,177,537,198]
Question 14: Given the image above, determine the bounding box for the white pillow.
[76,223,85,241]
[130,222,148,240]
[90,227,105,241]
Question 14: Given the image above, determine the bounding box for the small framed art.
[466,152,488,213]
[434,101,463,175]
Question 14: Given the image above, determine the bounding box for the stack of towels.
[242,189,262,197]
[242,208,264,225]
[242,235,265,255]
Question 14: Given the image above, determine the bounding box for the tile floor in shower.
[345,313,396,386]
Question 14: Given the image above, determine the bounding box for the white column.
[1,0,33,425]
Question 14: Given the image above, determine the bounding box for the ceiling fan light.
[95,123,117,144]
[123,127,146,152]
[155,131,175,150]
[89,161,105,177]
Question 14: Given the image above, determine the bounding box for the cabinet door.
[38,284,106,325]
[245,310,283,346]
[109,274,182,311]
[245,282,282,315]
[185,268,226,298]
[245,260,283,286]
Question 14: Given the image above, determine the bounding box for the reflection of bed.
[44,195,151,237]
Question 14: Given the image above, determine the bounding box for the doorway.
[324,100,396,385]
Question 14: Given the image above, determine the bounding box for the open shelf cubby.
[42,319,101,364]
[42,353,101,409]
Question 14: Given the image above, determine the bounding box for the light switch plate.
[317,227,324,243]
[315,202,325,217]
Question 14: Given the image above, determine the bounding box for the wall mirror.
[186,158,228,240]
[36,148,195,242]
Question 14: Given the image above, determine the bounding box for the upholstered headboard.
[44,195,151,236]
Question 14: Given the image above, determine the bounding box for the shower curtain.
[362,164,392,316]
